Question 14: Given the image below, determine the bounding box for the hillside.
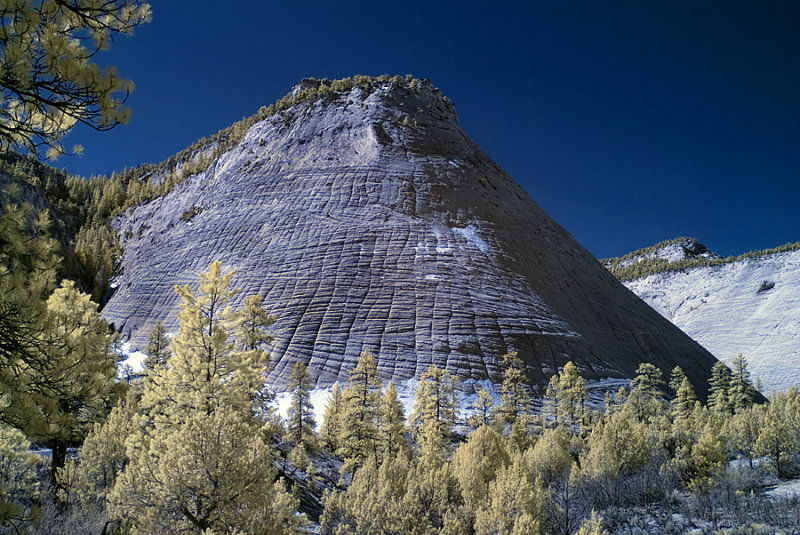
[606,239,800,393]
[97,75,720,395]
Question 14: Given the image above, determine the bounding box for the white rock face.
[625,250,800,393]
[101,78,719,393]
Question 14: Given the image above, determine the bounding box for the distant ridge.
[602,236,800,281]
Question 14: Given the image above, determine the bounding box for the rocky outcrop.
[101,77,719,395]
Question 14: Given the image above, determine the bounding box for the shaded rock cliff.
[101,77,719,395]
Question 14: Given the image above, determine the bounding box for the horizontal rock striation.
[102,77,719,395]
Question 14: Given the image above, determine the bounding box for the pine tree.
[467,386,494,428]
[139,261,273,423]
[0,424,42,532]
[669,366,686,394]
[575,511,609,535]
[556,361,588,432]
[708,361,733,414]
[672,376,697,421]
[236,294,275,350]
[400,459,467,533]
[112,404,301,534]
[724,407,761,469]
[496,351,531,425]
[474,452,547,535]
[286,360,316,451]
[452,425,510,509]
[109,261,302,534]
[0,0,151,157]
[582,410,651,487]
[27,280,121,483]
[729,354,755,412]
[411,365,458,461]
[62,388,140,531]
[378,382,408,462]
[685,425,725,491]
[625,362,665,422]
[144,321,171,371]
[320,384,343,452]
[755,390,795,477]
[525,428,573,487]
[338,349,382,470]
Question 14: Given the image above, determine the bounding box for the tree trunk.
[50,439,67,488]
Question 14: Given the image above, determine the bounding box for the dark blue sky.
[61,1,800,259]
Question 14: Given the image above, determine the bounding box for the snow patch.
[116,342,148,376]
[452,224,490,253]
[766,478,800,499]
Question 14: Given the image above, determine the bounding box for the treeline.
[603,236,800,281]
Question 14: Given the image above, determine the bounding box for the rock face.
[623,247,800,394]
[102,77,719,394]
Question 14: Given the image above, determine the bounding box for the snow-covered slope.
[624,249,800,394]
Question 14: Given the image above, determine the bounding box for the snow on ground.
[625,249,800,394]
[273,376,630,430]
[116,341,148,377]
[766,478,800,499]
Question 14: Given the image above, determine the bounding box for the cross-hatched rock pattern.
[102,78,719,394]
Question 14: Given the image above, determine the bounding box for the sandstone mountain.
[606,238,800,394]
[101,76,719,394]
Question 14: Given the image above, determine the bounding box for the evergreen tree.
[236,294,276,350]
[625,362,665,422]
[452,425,510,509]
[581,410,651,493]
[724,407,761,469]
[525,428,573,487]
[467,386,494,428]
[109,261,302,534]
[474,452,547,535]
[378,382,408,462]
[729,354,755,412]
[144,321,171,371]
[0,0,151,157]
[673,377,697,421]
[62,389,140,532]
[25,280,121,483]
[286,360,316,451]
[755,389,796,477]
[708,361,733,414]
[0,201,59,417]
[0,424,42,532]
[411,365,458,461]
[556,362,588,431]
[320,384,343,452]
[112,404,301,534]
[668,366,686,394]
[400,459,467,534]
[496,350,531,425]
[575,511,609,535]
[338,349,382,471]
